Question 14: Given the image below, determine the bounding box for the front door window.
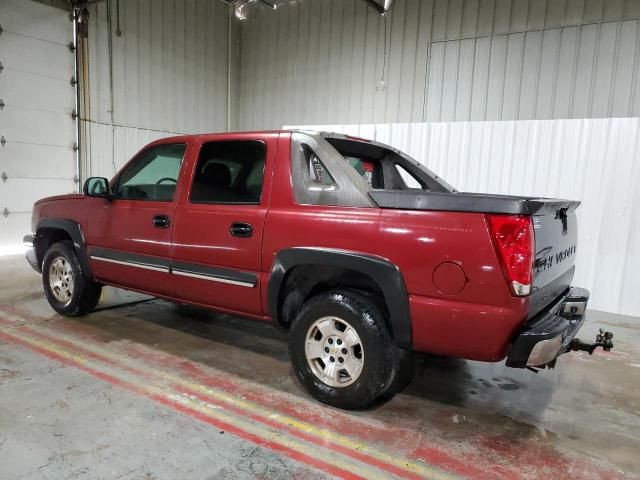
[114,144,186,201]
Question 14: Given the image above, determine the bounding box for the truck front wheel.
[289,290,398,409]
[42,241,102,316]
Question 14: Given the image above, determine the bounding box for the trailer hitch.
[570,329,614,355]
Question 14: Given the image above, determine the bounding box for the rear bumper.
[506,287,589,368]
[23,234,41,273]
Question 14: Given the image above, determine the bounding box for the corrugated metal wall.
[238,0,640,129]
[83,0,231,178]
[249,0,640,317]
[287,119,640,317]
[428,18,640,121]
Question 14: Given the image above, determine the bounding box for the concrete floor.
[0,255,638,479]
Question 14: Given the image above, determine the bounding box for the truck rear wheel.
[289,290,398,409]
[42,241,102,316]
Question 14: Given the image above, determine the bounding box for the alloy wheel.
[305,316,364,387]
[48,256,74,306]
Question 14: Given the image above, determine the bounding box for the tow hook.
[571,329,614,355]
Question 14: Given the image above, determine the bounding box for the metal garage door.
[0,0,76,251]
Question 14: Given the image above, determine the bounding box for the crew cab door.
[171,134,276,316]
[85,141,189,297]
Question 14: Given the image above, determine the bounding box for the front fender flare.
[36,218,93,279]
[267,247,412,348]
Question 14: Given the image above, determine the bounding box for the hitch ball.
[571,329,614,355]
[596,329,614,352]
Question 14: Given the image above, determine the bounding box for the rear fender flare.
[267,247,411,348]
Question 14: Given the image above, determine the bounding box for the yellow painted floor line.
[0,309,459,480]
[0,324,425,480]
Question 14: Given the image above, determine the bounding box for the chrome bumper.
[23,234,41,273]
[506,287,589,368]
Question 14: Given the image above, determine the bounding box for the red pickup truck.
[24,130,612,409]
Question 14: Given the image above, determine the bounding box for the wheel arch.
[35,218,93,278]
[267,247,412,348]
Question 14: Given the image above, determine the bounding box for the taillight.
[486,214,534,296]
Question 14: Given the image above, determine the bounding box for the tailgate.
[529,206,579,318]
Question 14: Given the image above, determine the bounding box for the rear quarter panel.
[376,210,529,360]
[265,134,528,361]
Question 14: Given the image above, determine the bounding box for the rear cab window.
[324,136,454,193]
[289,132,454,208]
[290,132,371,207]
[344,157,383,188]
[306,147,336,187]
[394,164,423,189]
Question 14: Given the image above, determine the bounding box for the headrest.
[201,162,231,189]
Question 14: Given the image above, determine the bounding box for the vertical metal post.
[72,9,82,192]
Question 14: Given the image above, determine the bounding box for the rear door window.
[190,140,266,204]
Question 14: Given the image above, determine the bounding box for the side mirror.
[83,177,111,199]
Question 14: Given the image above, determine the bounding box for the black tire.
[378,348,415,402]
[42,241,102,316]
[289,289,398,409]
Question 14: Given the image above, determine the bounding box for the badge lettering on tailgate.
[535,245,576,273]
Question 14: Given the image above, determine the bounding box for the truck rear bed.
[370,189,580,317]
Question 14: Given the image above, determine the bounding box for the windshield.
[324,135,455,193]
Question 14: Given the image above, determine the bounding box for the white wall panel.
[287,119,640,317]
[0,0,76,248]
[0,213,32,249]
[1,0,70,43]
[1,107,73,146]
[0,71,74,114]
[238,0,640,129]
[0,143,75,180]
[3,178,76,213]
[83,0,230,179]
[85,122,179,179]
[0,30,73,79]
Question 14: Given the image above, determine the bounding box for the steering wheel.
[156,177,177,185]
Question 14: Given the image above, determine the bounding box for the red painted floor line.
[0,306,625,480]
[0,319,430,479]
[0,310,462,478]
[1,310,469,479]
[173,356,497,480]
[0,329,365,480]
[176,386,428,480]
[409,445,516,480]
[125,344,521,480]
[6,318,430,479]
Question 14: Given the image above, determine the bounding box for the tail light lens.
[486,214,534,296]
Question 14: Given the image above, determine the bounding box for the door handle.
[152,215,170,229]
[230,222,253,238]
